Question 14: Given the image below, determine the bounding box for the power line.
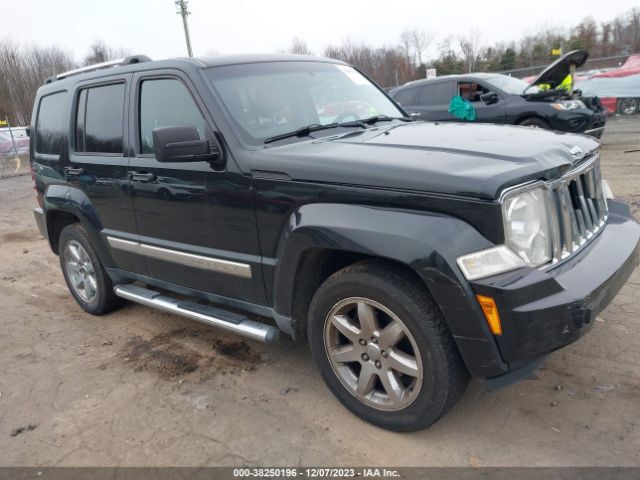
[175,0,193,57]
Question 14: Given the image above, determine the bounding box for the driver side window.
[457,82,490,103]
[139,78,206,154]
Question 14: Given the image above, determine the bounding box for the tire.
[617,98,639,116]
[158,188,171,200]
[518,117,550,129]
[58,223,123,315]
[307,261,469,431]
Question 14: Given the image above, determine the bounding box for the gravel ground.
[0,118,639,466]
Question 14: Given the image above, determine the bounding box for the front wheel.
[308,261,469,431]
[518,117,550,129]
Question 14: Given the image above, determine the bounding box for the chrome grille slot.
[550,155,607,262]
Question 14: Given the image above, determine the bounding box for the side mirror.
[25,127,31,137]
[152,126,224,167]
[480,92,499,105]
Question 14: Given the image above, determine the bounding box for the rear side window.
[418,82,454,106]
[36,91,68,155]
[76,83,125,154]
[139,78,205,154]
[393,87,419,106]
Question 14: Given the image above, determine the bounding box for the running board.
[113,284,279,344]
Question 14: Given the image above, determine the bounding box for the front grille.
[549,155,608,262]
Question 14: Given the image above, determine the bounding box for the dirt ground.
[1,118,639,467]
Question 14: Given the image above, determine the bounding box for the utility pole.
[175,0,193,57]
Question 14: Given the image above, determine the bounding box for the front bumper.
[553,109,607,137]
[472,199,640,374]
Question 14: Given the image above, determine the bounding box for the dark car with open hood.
[30,54,639,431]
[390,50,607,138]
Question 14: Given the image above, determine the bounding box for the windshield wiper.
[264,123,340,144]
[263,115,413,144]
[339,114,413,127]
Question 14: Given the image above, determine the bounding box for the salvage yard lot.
[1,118,639,466]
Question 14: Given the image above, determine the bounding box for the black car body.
[390,51,607,137]
[30,54,639,431]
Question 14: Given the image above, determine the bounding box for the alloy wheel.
[323,297,423,411]
[619,98,638,115]
[64,240,98,303]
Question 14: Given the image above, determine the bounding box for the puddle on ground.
[119,328,261,381]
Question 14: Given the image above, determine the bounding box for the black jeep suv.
[31,54,640,431]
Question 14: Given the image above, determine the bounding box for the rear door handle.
[64,167,84,176]
[129,171,155,182]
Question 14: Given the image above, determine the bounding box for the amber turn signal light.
[476,294,502,335]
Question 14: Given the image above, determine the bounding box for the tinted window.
[393,87,419,106]
[76,83,125,154]
[139,79,205,154]
[418,82,453,106]
[36,92,68,155]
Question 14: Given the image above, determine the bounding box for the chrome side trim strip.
[106,236,252,279]
[107,236,140,254]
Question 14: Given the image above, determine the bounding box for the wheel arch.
[269,203,507,377]
[43,184,111,264]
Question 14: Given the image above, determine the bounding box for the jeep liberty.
[30,54,640,431]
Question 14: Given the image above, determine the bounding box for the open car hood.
[526,50,589,92]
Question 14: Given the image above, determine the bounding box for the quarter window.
[76,83,125,154]
[35,91,68,155]
[139,78,206,154]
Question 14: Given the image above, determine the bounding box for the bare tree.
[289,37,312,55]
[0,38,75,125]
[82,40,130,66]
[400,29,434,66]
[458,30,484,72]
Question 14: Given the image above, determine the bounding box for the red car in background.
[578,54,640,115]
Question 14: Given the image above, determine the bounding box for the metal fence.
[500,54,632,78]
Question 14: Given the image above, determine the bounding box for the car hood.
[250,122,600,200]
[526,50,589,92]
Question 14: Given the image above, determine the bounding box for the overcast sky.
[4,0,639,62]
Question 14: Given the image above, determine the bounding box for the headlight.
[503,187,552,266]
[550,100,586,110]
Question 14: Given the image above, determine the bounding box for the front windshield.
[485,75,539,95]
[206,62,404,145]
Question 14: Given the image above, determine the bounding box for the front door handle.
[129,171,155,182]
[64,167,84,176]
[410,112,421,117]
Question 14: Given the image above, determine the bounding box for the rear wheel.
[59,223,123,315]
[617,98,639,115]
[518,117,550,129]
[308,261,469,431]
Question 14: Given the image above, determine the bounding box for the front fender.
[43,184,115,266]
[272,203,508,378]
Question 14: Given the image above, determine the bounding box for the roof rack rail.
[45,55,152,84]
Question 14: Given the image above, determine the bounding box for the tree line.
[305,7,640,85]
[1,7,639,125]
[0,40,128,126]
